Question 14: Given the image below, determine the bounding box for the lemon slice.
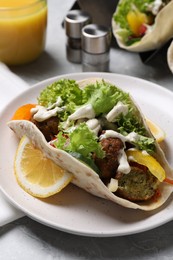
[146,118,165,143]
[14,136,72,198]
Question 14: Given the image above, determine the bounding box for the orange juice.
[0,0,47,65]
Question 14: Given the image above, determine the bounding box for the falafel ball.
[116,166,160,201]
[93,137,124,179]
[31,116,59,142]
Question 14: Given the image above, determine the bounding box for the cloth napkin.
[0,62,28,226]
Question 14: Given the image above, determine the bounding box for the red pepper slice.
[164,178,173,185]
[139,24,147,36]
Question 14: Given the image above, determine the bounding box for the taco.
[112,0,173,52]
[8,78,173,211]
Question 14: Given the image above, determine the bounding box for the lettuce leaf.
[67,80,133,117]
[67,151,101,174]
[82,81,131,115]
[38,79,83,108]
[54,123,105,159]
[136,135,155,154]
[115,109,155,153]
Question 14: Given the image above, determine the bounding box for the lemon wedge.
[126,149,166,182]
[146,118,165,143]
[14,136,72,198]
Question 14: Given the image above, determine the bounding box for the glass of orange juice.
[0,0,47,65]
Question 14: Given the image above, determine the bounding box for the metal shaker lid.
[65,10,91,39]
[82,24,112,54]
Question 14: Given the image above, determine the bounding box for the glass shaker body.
[82,24,112,71]
[82,50,110,72]
[64,10,91,63]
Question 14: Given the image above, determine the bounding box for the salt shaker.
[81,24,112,72]
[64,10,91,63]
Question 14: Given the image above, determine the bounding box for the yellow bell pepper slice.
[126,150,166,182]
[126,10,149,36]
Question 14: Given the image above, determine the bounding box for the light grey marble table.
[1,1,173,259]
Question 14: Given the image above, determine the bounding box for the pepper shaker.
[64,10,91,63]
[81,24,112,71]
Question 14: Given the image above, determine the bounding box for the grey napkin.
[0,62,28,226]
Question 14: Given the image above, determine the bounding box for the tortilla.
[167,40,173,73]
[8,78,173,211]
[112,0,173,52]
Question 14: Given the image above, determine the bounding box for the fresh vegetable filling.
[13,79,166,202]
[113,0,170,45]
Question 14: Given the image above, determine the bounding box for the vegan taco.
[112,0,173,52]
[8,78,173,211]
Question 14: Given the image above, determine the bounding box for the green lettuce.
[38,79,156,154]
[67,80,133,117]
[38,79,83,108]
[82,81,130,115]
[113,108,155,153]
[136,135,155,154]
[54,123,105,159]
[38,79,84,121]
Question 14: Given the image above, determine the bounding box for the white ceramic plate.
[1,72,173,237]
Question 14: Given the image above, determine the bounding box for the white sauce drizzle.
[31,106,63,122]
[106,101,128,122]
[142,150,149,156]
[68,104,95,121]
[117,149,131,174]
[31,97,64,122]
[86,118,101,135]
[107,178,118,192]
[47,96,63,109]
[100,130,139,145]
[147,0,163,15]
[100,130,140,174]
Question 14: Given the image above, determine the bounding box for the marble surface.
[1,0,173,259]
